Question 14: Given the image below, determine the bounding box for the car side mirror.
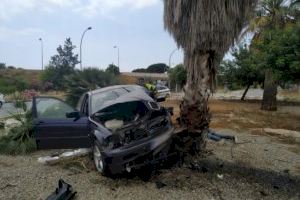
[66,111,81,120]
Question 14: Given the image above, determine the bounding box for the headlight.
[103,136,114,149]
[148,101,160,110]
[105,134,123,149]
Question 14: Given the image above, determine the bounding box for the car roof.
[87,84,143,95]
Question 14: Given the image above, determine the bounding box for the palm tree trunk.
[261,69,277,111]
[241,84,251,101]
[179,52,212,153]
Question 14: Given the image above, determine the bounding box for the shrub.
[65,68,118,106]
[0,111,36,155]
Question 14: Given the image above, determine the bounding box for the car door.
[32,96,91,149]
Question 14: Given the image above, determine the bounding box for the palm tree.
[163,0,258,152]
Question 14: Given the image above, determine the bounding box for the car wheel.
[0,101,2,109]
[93,144,108,175]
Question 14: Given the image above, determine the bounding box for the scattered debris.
[208,130,236,143]
[155,181,167,189]
[46,179,76,200]
[188,162,210,173]
[283,169,290,174]
[273,185,280,190]
[259,190,268,196]
[38,148,91,165]
[0,121,4,129]
[217,174,224,180]
[0,183,17,190]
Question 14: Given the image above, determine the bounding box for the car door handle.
[37,121,45,125]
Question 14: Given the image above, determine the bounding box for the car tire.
[0,101,2,109]
[93,143,109,176]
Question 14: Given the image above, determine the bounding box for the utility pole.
[39,38,44,70]
[113,45,120,68]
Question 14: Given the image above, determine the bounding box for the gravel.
[0,128,299,200]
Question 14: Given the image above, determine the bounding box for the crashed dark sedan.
[32,85,174,175]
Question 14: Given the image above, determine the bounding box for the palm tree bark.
[261,69,277,111]
[179,52,212,152]
[241,84,251,101]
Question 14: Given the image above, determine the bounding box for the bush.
[0,111,36,155]
[65,68,118,106]
[168,64,187,90]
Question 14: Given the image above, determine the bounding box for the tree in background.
[221,22,300,104]
[40,38,79,90]
[132,63,169,73]
[147,63,169,73]
[253,21,300,109]
[248,0,300,110]
[232,45,264,100]
[132,68,147,73]
[168,64,187,90]
[163,0,257,152]
[0,63,6,70]
[65,68,118,106]
[106,64,120,75]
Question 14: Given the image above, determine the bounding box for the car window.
[91,91,118,113]
[36,98,75,119]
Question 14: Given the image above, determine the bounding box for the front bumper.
[102,126,174,174]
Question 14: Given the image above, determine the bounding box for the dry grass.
[162,99,300,132]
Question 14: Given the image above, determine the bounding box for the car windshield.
[93,101,149,125]
[91,91,118,114]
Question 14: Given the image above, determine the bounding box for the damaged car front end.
[90,100,174,175]
[32,85,174,175]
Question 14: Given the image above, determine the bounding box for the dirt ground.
[0,100,300,200]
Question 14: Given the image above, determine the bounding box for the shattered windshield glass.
[93,101,149,125]
[91,91,118,114]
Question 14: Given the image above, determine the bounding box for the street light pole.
[80,26,92,70]
[39,38,44,70]
[169,48,178,69]
[168,48,179,90]
[113,45,120,68]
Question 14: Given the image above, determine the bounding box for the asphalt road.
[0,102,31,118]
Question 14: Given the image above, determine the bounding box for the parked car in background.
[155,85,171,100]
[0,93,4,109]
[32,85,174,175]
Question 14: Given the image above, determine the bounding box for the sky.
[0,0,185,72]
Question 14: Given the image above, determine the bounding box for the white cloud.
[0,26,43,40]
[74,0,159,18]
[0,0,159,21]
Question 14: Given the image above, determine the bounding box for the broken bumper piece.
[46,179,76,200]
[103,127,174,174]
